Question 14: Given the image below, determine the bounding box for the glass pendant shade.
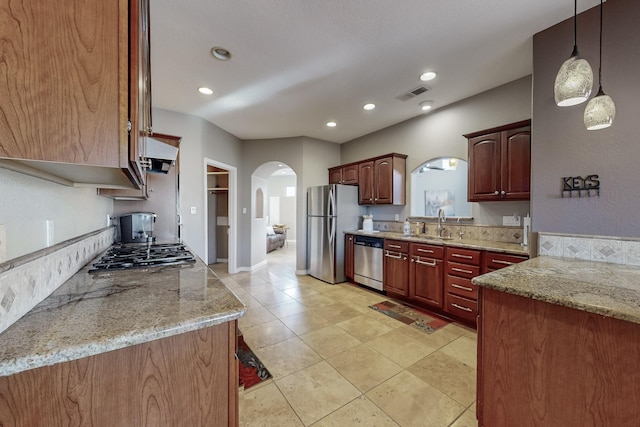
[584,87,616,130]
[554,54,594,106]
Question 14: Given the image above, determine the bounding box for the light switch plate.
[190,206,197,215]
[46,220,54,246]
[502,215,521,226]
[394,214,400,221]
[0,224,6,262]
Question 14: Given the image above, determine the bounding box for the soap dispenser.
[403,218,411,235]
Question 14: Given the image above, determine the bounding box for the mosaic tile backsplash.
[0,228,114,334]
[538,233,640,266]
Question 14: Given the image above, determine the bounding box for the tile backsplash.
[0,228,114,334]
[538,232,640,266]
[373,220,524,244]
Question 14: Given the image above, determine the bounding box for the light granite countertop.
[0,251,246,377]
[473,256,640,325]
[346,230,529,256]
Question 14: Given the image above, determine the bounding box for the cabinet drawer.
[445,275,478,300]
[485,252,528,270]
[446,293,478,323]
[385,240,409,252]
[446,247,481,265]
[446,261,480,279]
[410,243,444,259]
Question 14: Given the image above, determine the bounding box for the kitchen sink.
[415,235,453,241]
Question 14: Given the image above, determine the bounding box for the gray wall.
[340,76,533,225]
[152,108,243,261]
[0,168,112,261]
[532,0,640,237]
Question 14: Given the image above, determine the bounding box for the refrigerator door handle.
[327,186,336,218]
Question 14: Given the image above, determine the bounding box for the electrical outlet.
[0,224,6,263]
[394,214,400,221]
[502,215,521,226]
[190,206,197,215]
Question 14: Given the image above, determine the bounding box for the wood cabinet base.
[478,289,640,426]
[0,321,238,427]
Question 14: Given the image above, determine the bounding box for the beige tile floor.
[211,243,478,427]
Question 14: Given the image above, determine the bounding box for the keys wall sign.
[561,174,600,198]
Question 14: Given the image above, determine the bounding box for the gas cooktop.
[89,243,196,273]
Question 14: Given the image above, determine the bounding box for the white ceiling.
[150,0,600,144]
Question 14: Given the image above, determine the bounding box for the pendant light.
[554,0,593,106]
[584,0,616,130]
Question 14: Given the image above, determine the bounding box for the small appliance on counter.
[119,212,157,243]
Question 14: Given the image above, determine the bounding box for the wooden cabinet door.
[501,126,531,200]
[0,0,121,167]
[384,242,409,296]
[329,167,342,184]
[374,156,393,204]
[468,132,501,201]
[410,257,444,307]
[345,234,354,280]
[358,161,374,204]
[341,164,359,185]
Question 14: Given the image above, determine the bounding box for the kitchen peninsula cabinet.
[466,120,531,202]
[384,240,409,296]
[0,0,151,189]
[358,154,407,205]
[409,243,444,308]
[0,322,238,426]
[329,163,359,185]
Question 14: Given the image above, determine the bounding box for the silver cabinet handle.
[451,283,473,292]
[452,253,473,259]
[385,251,403,259]
[417,248,434,254]
[492,259,515,265]
[501,190,506,195]
[452,267,473,274]
[494,191,499,195]
[415,258,436,267]
[452,303,473,312]
[388,244,402,249]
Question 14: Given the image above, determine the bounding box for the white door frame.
[203,158,238,274]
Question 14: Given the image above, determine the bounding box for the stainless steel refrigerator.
[307,184,363,284]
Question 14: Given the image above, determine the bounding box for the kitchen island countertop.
[346,230,529,256]
[473,256,640,325]
[0,252,246,377]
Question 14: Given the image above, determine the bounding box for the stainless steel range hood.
[144,137,179,174]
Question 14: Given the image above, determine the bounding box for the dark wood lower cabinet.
[345,234,354,280]
[409,243,444,308]
[383,240,409,296]
[478,289,640,426]
[0,321,238,427]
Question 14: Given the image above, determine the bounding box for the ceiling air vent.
[395,85,429,101]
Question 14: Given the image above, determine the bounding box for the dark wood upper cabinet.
[0,0,151,189]
[466,120,531,202]
[358,154,407,205]
[328,163,358,185]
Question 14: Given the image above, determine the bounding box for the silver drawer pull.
[417,248,434,254]
[452,253,473,259]
[451,303,473,312]
[388,244,402,249]
[452,267,473,274]
[415,258,436,267]
[385,251,403,259]
[451,283,473,292]
[492,259,515,265]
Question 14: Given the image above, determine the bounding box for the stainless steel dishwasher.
[353,235,384,291]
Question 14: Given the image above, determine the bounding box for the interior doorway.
[204,158,237,273]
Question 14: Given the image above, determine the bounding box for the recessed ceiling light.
[363,103,376,111]
[420,71,437,82]
[420,101,433,111]
[326,121,337,127]
[198,87,213,95]
[211,46,231,61]
[278,164,284,167]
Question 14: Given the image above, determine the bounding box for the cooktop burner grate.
[89,243,196,273]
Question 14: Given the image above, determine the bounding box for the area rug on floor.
[237,333,272,389]
[369,300,450,334]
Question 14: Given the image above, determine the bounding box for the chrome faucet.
[457,217,465,240]
[437,208,446,237]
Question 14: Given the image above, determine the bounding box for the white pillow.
[266,225,276,236]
